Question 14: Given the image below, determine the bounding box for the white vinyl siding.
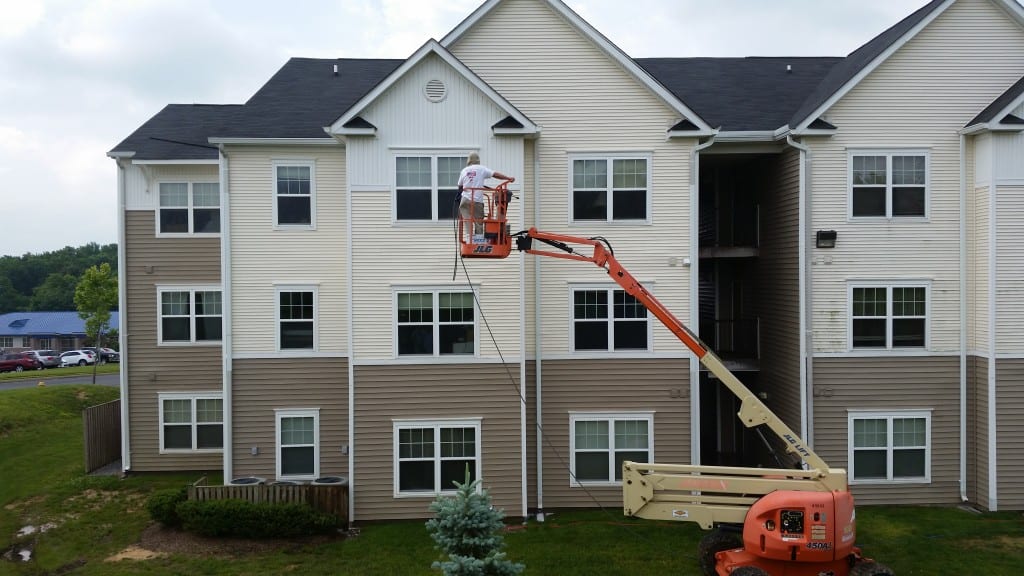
[393,418,482,497]
[125,164,219,211]
[996,185,1024,352]
[848,410,931,484]
[569,412,653,486]
[276,409,320,481]
[158,392,224,453]
[805,0,1024,353]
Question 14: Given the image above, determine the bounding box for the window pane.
[193,208,220,233]
[437,189,462,220]
[281,446,314,475]
[195,317,223,341]
[399,428,434,458]
[892,318,925,347]
[573,190,607,220]
[160,209,189,233]
[439,324,474,354]
[612,189,647,220]
[892,287,925,316]
[280,321,314,349]
[853,450,887,479]
[196,291,222,315]
[396,189,432,220]
[437,157,466,187]
[612,159,646,189]
[575,452,610,481]
[280,292,313,319]
[852,156,886,185]
[575,322,608,350]
[615,450,648,480]
[196,399,222,423]
[278,196,311,225]
[399,461,435,491]
[163,399,192,424]
[439,293,474,322]
[854,419,887,448]
[892,156,925,185]
[162,317,191,342]
[398,325,433,355]
[396,157,431,187]
[853,287,886,317]
[282,417,314,445]
[852,319,886,347]
[574,291,607,319]
[613,321,647,350]
[575,420,609,449]
[893,418,925,447]
[159,183,188,206]
[614,292,646,319]
[852,188,886,217]
[892,187,925,217]
[196,424,223,449]
[441,459,476,489]
[193,183,220,206]
[277,166,311,195]
[398,293,432,323]
[615,420,648,449]
[164,425,192,450]
[573,159,607,189]
[893,449,926,477]
[162,291,190,316]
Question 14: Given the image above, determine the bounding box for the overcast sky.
[0,0,933,258]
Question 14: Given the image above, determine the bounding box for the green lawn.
[2,385,1022,575]
[0,363,119,382]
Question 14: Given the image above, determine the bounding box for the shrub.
[177,499,339,538]
[146,486,188,527]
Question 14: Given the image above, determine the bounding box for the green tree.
[30,272,79,310]
[74,263,118,384]
[425,470,524,576]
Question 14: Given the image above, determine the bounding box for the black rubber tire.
[78,360,86,366]
[851,560,895,576]
[731,567,770,576]
[698,529,742,576]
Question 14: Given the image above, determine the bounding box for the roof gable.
[441,0,714,135]
[965,73,1024,131]
[328,40,537,136]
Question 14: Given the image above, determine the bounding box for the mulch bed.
[137,523,345,557]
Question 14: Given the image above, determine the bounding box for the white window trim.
[393,287,479,358]
[275,408,320,481]
[156,285,223,346]
[569,283,653,354]
[275,285,319,355]
[155,181,221,237]
[847,280,930,352]
[157,392,224,454]
[569,411,654,487]
[392,151,472,224]
[568,153,653,224]
[846,149,930,221]
[392,417,483,498]
[0,337,13,348]
[847,409,931,485]
[271,159,317,230]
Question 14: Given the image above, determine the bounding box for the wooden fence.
[83,399,121,473]
[188,478,349,525]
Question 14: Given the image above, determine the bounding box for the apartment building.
[109,0,1024,520]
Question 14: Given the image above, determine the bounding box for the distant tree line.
[0,243,118,313]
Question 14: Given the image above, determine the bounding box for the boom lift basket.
[459,181,513,258]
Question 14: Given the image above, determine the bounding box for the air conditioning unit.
[311,476,347,485]
[228,476,266,486]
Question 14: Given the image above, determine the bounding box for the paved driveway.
[0,372,119,391]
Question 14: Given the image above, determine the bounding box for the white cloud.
[0,2,44,39]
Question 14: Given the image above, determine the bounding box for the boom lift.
[458,181,892,576]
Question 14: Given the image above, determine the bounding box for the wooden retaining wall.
[188,480,349,525]
[83,399,121,473]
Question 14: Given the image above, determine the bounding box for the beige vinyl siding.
[351,364,523,521]
[451,0,695,353]
[124,164,219,211]
[226,146,348,355]
[229,358,349,481]
[996,359,1024,509]
[970,185,991,353]
[756,149,802,430]
[535,359,690,508]
[995,186,1024,352]
[124,211,222,471]
[993,131,1024,181]
[971,356,991,508]
[813,356,961,506]
[806,0,1024,353]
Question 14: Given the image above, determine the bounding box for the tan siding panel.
[230,358,350,482]
[975,356,990,508]
[996,359,1024,509]
[124,211,222,472]
[813,356,961,506]
[352,364,524,521]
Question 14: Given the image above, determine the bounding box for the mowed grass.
[0,362,119,382]
[2,385,1023,575]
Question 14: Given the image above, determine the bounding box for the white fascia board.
[793,0,956,133]
[960,122,1024,135]
[335,127,377,136]
[440,0,713,134]
[107,151,135,159]
[207,138,338,146]
[131,159,220,165]
[328,39,537,136]
[713,130,778,142]
[994,0,1024,27]
[494,126,543,137]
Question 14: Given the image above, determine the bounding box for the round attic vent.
[424,79,447,102]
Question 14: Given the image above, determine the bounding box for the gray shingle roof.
[109,104,241,160]
[637,57,842,132]
[967,73,1024,126]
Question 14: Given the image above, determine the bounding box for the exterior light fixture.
[816,230,837,248]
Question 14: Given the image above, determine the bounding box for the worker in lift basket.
[458,152,514,241]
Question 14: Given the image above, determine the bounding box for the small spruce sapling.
[425,468,525,576]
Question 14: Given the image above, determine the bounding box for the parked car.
[0,353,42,373]
[24,349,60,369]
[82,347,119,364]
[59,350,96,367]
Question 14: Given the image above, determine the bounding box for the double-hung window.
[396,290,475,356]
[274,162,315,227]
[277,288,316,351]
[159,393,223,452]
[276,409,319,480]
[158,287,223,344]
[848,411,930,483]
[0,337,12,348]
[571,156,649,222]
[850,284,927,349]
[158,182,220,235]
[570,413,653,484]
[850,151,927,218]
[572,287,649,352]
[395,155,467,221]
[394,419,481,495]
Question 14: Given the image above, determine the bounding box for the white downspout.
[218,146,233,483]
[787,135,812,446]
[519,150,528,519]
[959,134,967,502]
[691,134,715,464]
[115,157,131,472]
[987,145,997,511]
[345,144,356,527]
[533,148,544,519]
